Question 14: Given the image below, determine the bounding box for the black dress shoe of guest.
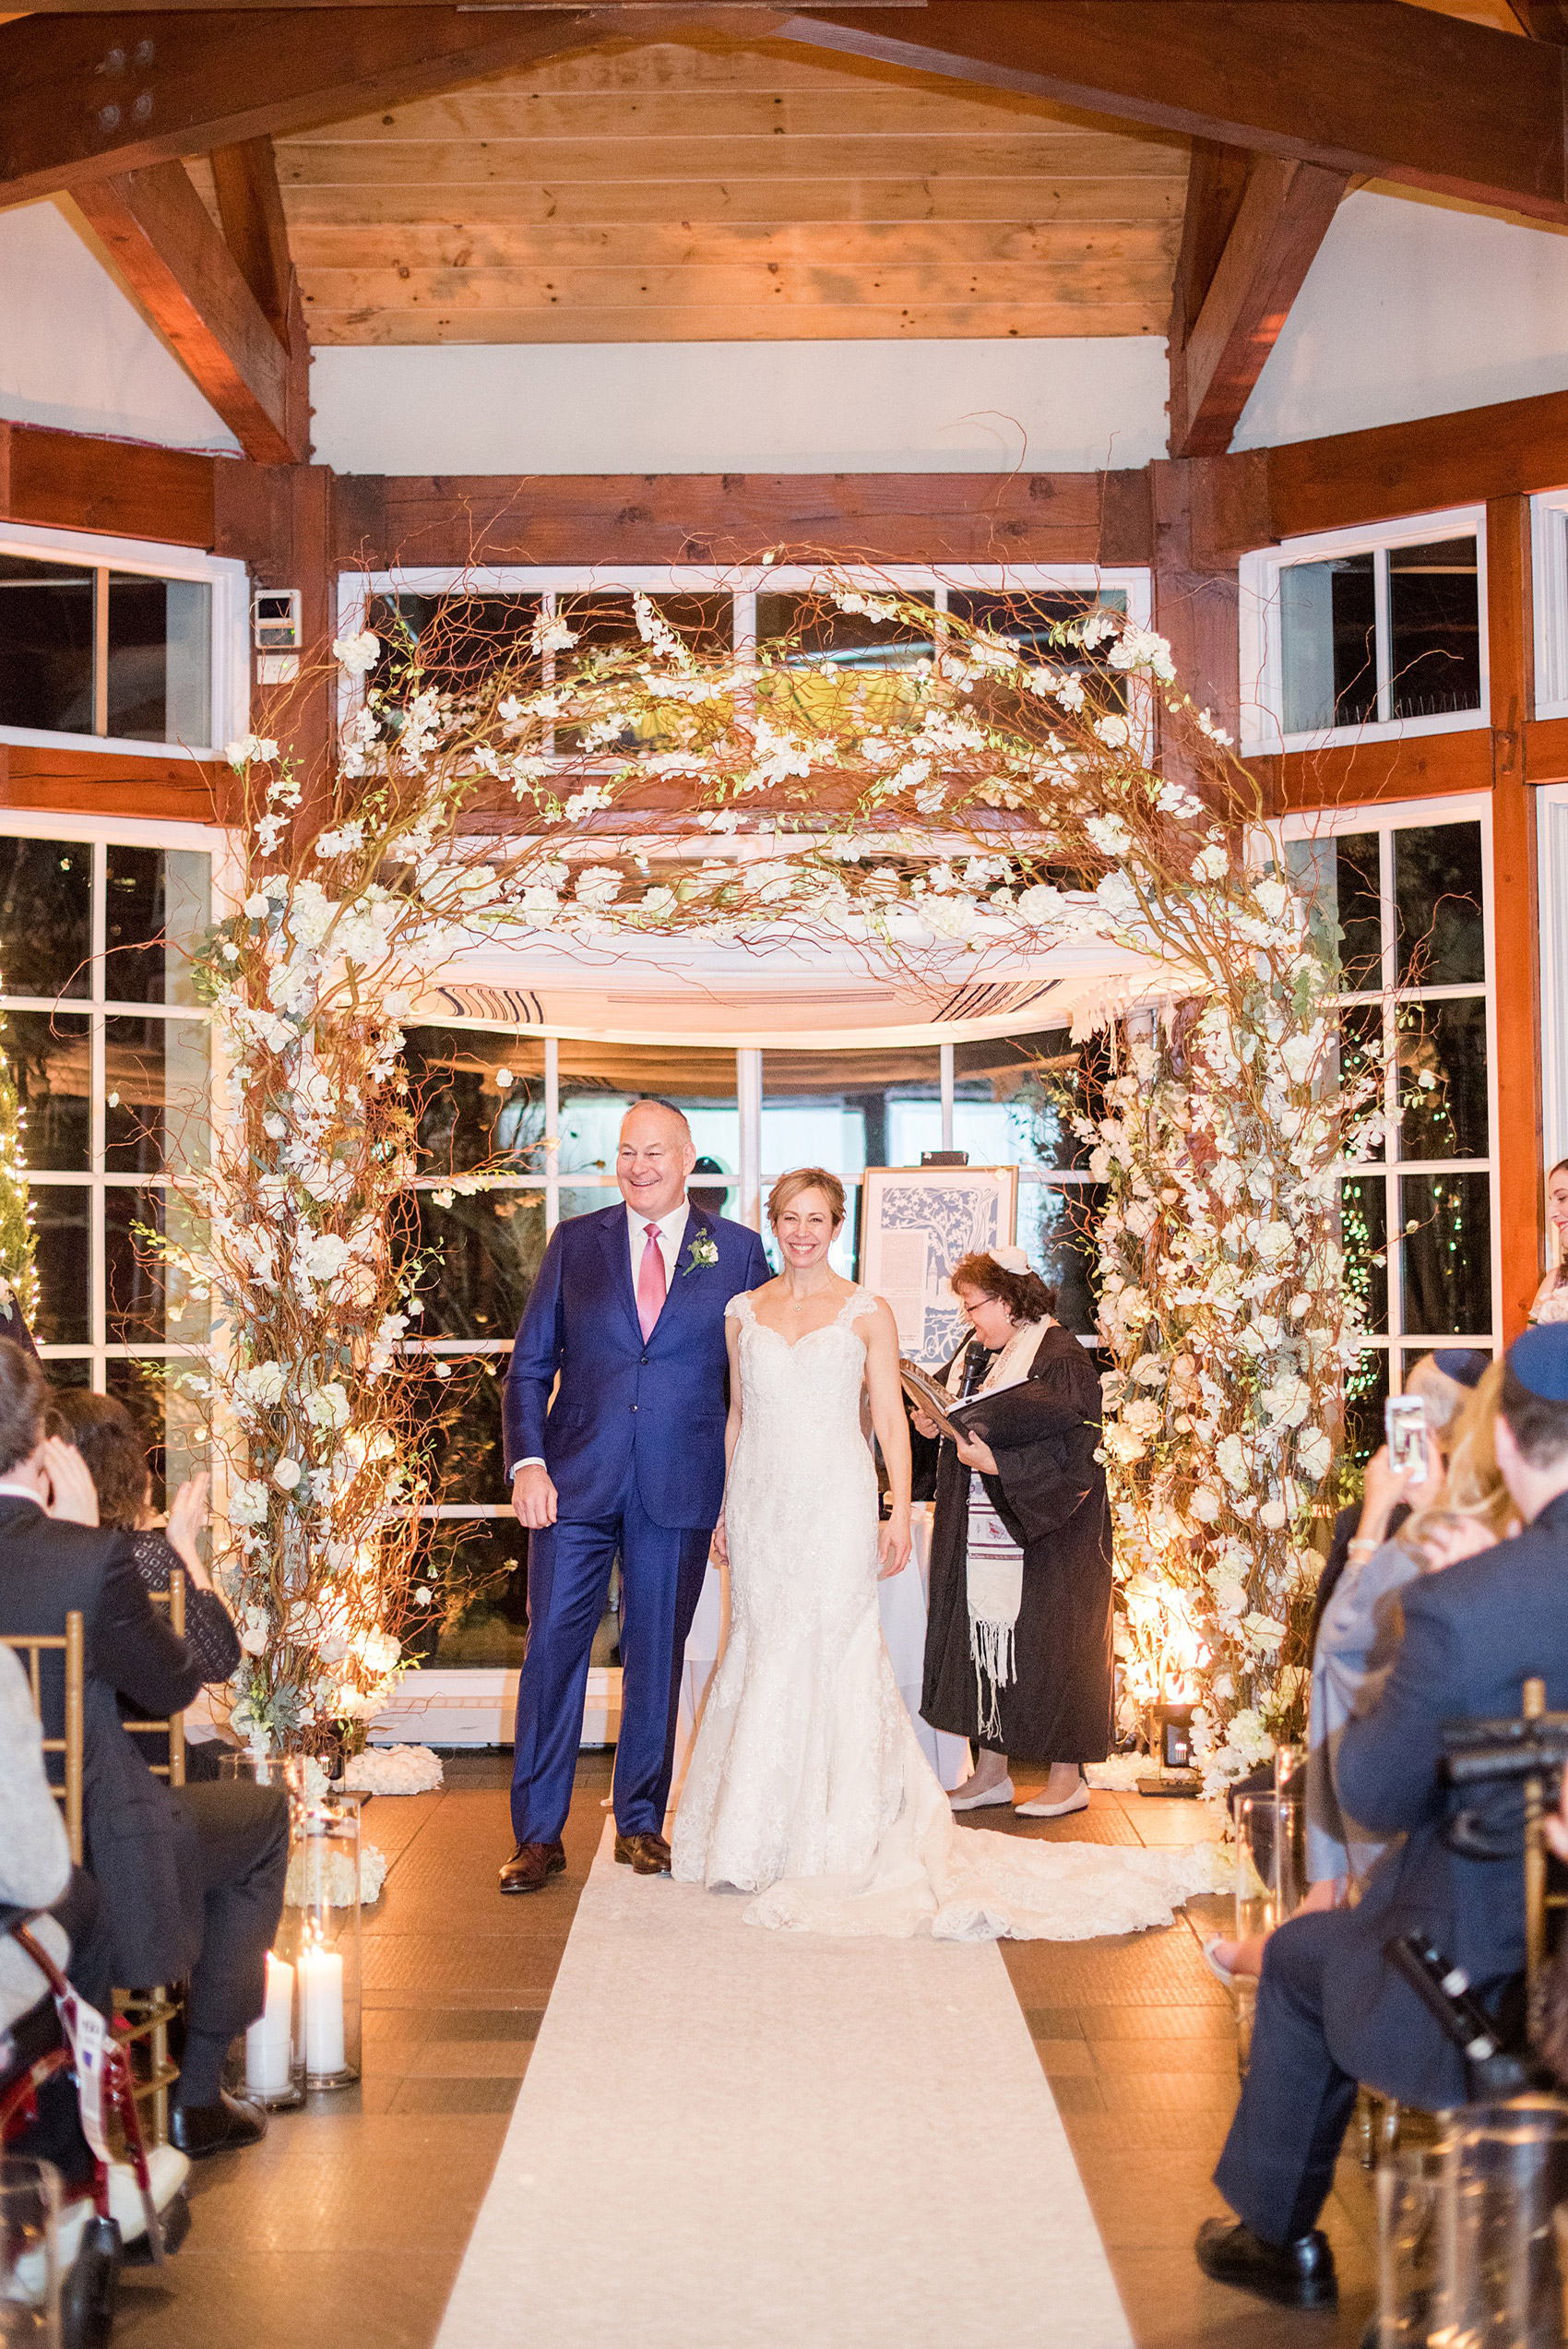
[613,1830,671,1876]
[1194,2217,1337,2308]
[499,1840,566,1894]
[169,2091,267,2160]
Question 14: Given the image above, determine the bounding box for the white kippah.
[989,1245,1029,1274]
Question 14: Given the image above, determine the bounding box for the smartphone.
[1386,1393,1431,1483]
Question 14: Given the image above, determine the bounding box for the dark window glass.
[104,1187,208,1346]
[1280,553,1377,733]
[1387,537,1480,721]
[413,1516,530,1668]
[1394,822,1485,987]
[0,837,91,1001]
[403,1353,509,1508]
[947,589,1130,713]
[559,1183,624,1224]
[1342,1349,1390,1476]
[105,575,210,745]
[106,1359,171,1514]
[104,1018,209,1174]
[366,592,542,707]
[1400,1172,1491,1335]
[1337,1007,1384,1162]
[1396,998,1488,1163]
[755,590,935,733]
[953,1030,1092,1171]
[404,1189,546,1341]
[31,1183,89,1344]
[558,1055,740,1191]
[1020,1182,1103,1336]
[1335,833,1383,991]
[402,1029,546,1176]
[102,845,209,1006]
[552,593,731,752]
[1338,1174,1388,1336]
[7,1013,89,1172]
[0,557,95,735]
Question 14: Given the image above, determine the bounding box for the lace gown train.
[671,1290,1222,1941]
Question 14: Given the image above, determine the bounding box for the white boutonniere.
[682,1230,719,1276]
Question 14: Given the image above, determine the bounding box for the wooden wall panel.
[1265,386,1568,543]
[1487,492,1546,1340]
[0,744,225,824]
[331,468,1155,571]
[0,422,217,549]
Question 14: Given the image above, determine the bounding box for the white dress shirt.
[514,1198,693,1478]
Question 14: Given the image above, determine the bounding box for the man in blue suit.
[1196,1322,1568,2310]
[499,1098,771,1892]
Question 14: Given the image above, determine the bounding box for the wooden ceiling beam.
[0,6,712,206]
[210,135,292,336]
[1170,152,1347,458]
[72,161,305,461]
[777,3,1568,223]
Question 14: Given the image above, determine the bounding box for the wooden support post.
[1487,495,1547,1339]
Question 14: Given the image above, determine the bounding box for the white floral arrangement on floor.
[341,1744,445,1795]
[285,1840,387,1909]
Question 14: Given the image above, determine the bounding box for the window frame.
[1538,781,1568,1168]
[1530,493,1568,719]
[1280,791,1501,1399]
[0,520,250,762]
[1239,507,1490,757]
[336,559,1157,757]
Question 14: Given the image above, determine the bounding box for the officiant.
[913,1248,1113,1822]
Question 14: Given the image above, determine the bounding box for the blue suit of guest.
[502,1112,769,1854]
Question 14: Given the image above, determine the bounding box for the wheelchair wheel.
[62,2213,121,2349]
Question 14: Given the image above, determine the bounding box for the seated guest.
[1195,1321,1568,2310]
[51,1391,239,1781]
[0,1345,287,2158]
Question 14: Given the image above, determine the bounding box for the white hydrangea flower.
[331,630,380,676]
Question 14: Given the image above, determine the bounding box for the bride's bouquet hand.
[877,1508,910,1580]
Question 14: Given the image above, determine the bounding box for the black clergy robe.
[916,1322,1114,1764]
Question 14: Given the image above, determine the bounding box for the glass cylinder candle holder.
[0,2157,61,2347]
[274,1784,362,2091]
[1452,2096,1568,2349]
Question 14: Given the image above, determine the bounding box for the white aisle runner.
[435,1827,1134,2349]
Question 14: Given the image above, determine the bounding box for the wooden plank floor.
[115,1759,1377,2349]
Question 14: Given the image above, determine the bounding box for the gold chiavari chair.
[114,1568,186,2142]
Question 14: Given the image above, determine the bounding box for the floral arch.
[184,580,1371,1790]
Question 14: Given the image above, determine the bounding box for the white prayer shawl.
[944,1318,1051,1741]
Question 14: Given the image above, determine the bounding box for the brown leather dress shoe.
[499,1839,566,1894]
[613,1830,671,1876]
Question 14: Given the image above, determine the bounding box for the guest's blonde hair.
[1401,1359,1514,1560]
[766,1167,846,1229]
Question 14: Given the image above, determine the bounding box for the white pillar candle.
[244,1952,294,2095]
[299,1945,346,2075]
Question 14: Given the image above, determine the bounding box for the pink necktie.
[636,1222,667,1341]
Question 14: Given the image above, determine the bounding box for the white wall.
[0,198,242,455]
[310,337,1170,476]
[1236,188,1568,451]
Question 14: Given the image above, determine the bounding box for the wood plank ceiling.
[187,33,1188,346]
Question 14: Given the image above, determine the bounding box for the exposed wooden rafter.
[777,2,1568,224]
[1169,148,1347,459]
[0,6,711,206]
[210,134,312,457]
[71,161,306,460]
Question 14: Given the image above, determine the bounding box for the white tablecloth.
[670,1501,969,1804]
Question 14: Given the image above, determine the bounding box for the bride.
[671,1167,1220,1941]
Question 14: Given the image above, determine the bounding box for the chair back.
[121,1568,185,1789]
[0,1614,85,1864]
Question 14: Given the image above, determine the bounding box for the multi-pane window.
[1241,511,1487,754]
[0,532,246,755]
[1285,803,1498,1464]
[0,822,214,1499]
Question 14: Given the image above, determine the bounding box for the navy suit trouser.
[509,1463,713,1844]
[1213,1908,1360,2244]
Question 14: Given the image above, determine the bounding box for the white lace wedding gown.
[671,1288,1223,1941]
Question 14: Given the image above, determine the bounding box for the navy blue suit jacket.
[1320,1488,1568,2111]
[502,1202,771,1530]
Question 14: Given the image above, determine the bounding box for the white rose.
[273,1458,303,1491]
[1190,1485,1223,1524]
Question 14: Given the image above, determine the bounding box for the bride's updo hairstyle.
[766,1167,846,1231]
[950,1249,1056,1326]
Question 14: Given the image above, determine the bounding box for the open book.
[898,1359,970,1442]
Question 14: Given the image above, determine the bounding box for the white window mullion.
[1373,546,1393,726]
